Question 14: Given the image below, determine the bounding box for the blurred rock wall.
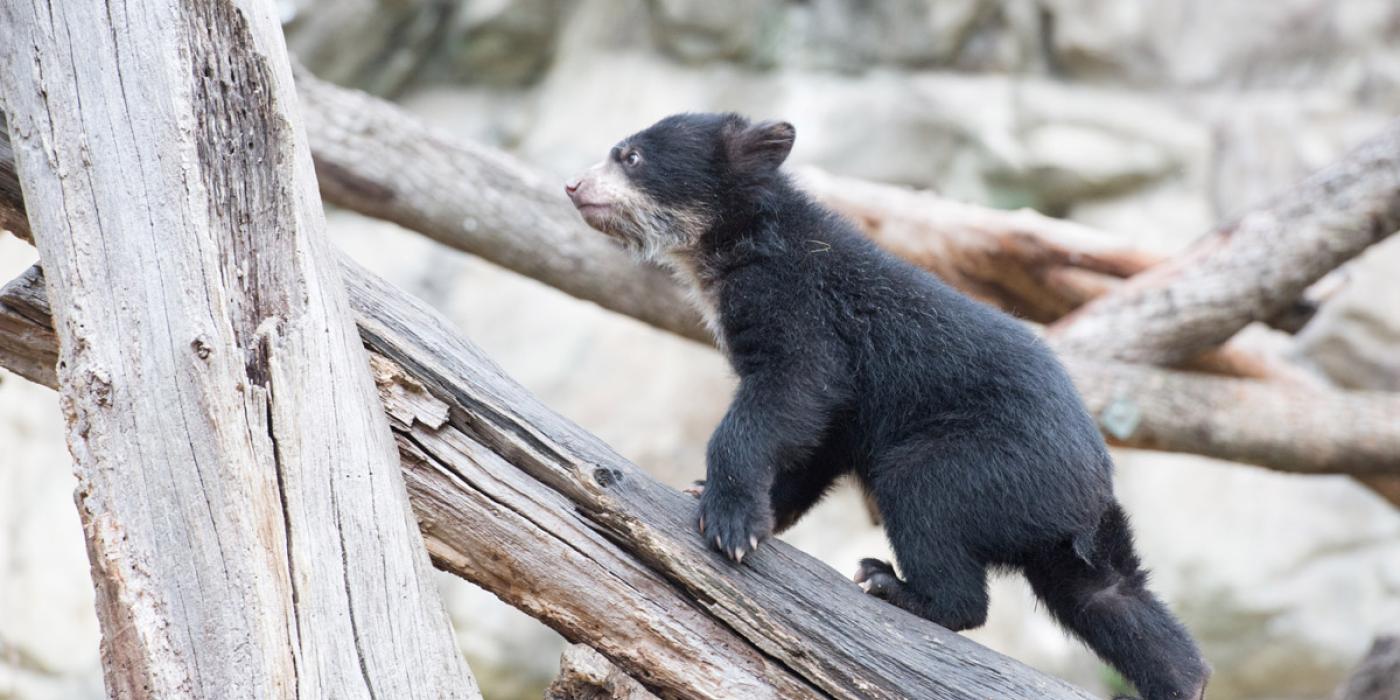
[3,2,1400,699]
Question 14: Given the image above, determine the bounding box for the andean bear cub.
[564,112,1209,700]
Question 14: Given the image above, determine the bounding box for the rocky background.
[4,1,1400,698]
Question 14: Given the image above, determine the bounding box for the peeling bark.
[0,261,1097,700]
[0,2,475,697]
[545,645,659,700]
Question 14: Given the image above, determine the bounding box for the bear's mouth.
[574,202,611,216]
[574,202,616,231]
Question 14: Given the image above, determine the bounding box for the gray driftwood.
[0,2,475,698]
[1334,636,1400,700]
[1,127,1395,483]
[1051,121,1400,364]
[545,645,660,700]
[298,70,1327,354]
[0,262,1097,699]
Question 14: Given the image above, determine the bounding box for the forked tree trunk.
[0,2,475,698]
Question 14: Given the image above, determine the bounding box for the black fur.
[575,113,1210,700]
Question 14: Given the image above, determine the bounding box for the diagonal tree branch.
[797,167,1326,336]
[1050,121,1400,364]
[297,66,704,342]
[295,69,1329,386]
[1,118,1395,483]
[0,261,1097,700]
[797,167,1326,384]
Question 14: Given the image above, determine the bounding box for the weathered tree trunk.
[1051,121,1400,365]
[1065,358,1400,475]
[1334,637,1400,700]
[0,263,1097,700]
[796,167,1325,336]
[295,69,1324,385]
[0,2,475,698]
[545,645,659,700]
[1,142,1396,482]
[799,167,1325,385]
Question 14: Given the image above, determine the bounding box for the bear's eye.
[623,151,642,168]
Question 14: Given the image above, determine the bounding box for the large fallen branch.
[0,134,1393,481]
[1052,121,1400,365]
[298,69,705,342]
[799,168,1323,384]
[296,71,1324,361]
[546,645,659,700]
[0,263,1095,700]
[1065,358,1400,475]
[1333,636,1400,700]
[798,168,1322,336]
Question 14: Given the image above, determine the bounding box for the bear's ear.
[725,119,795,174]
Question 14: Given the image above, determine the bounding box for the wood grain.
[0,2,476,697]
[1052,121,1400,364]
[2,261,1097,700]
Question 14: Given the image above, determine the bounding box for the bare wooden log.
[545,645,660,700]
[0,139,1392,482]
[799,167,1329,335]
[7,258,1392,484]
[798,167,1324,384]
[0,263,1096,700]
[0,113,26,243]
[297,67,709,342]
[1333,636,1400,700]
[0,2,475,697]
[1065,358,1400,476]
[796,167,1163,323]
[352,261,1096,700]
[1052,121,1400,364]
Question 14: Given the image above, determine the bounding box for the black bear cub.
[565,113,1210,700]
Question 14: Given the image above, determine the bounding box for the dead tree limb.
[1065,358,1400,476]
[297,67,707,342]
[0,263,1096,700]
[0,137,1394,482]
[296,71,1328,385]
[1333,636,1400,700]
[0,2,475,697]
[797,168,1328,335]
[797,168,1324,384]
[1052,121,1400,365]
[545,645,659,700]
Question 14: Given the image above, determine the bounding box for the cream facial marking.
[565,152,712,262]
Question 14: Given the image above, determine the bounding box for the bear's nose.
[564,179,581,197]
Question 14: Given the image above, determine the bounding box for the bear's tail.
[1025,504,1210,700]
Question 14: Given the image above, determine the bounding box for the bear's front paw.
[697,488,771,564]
